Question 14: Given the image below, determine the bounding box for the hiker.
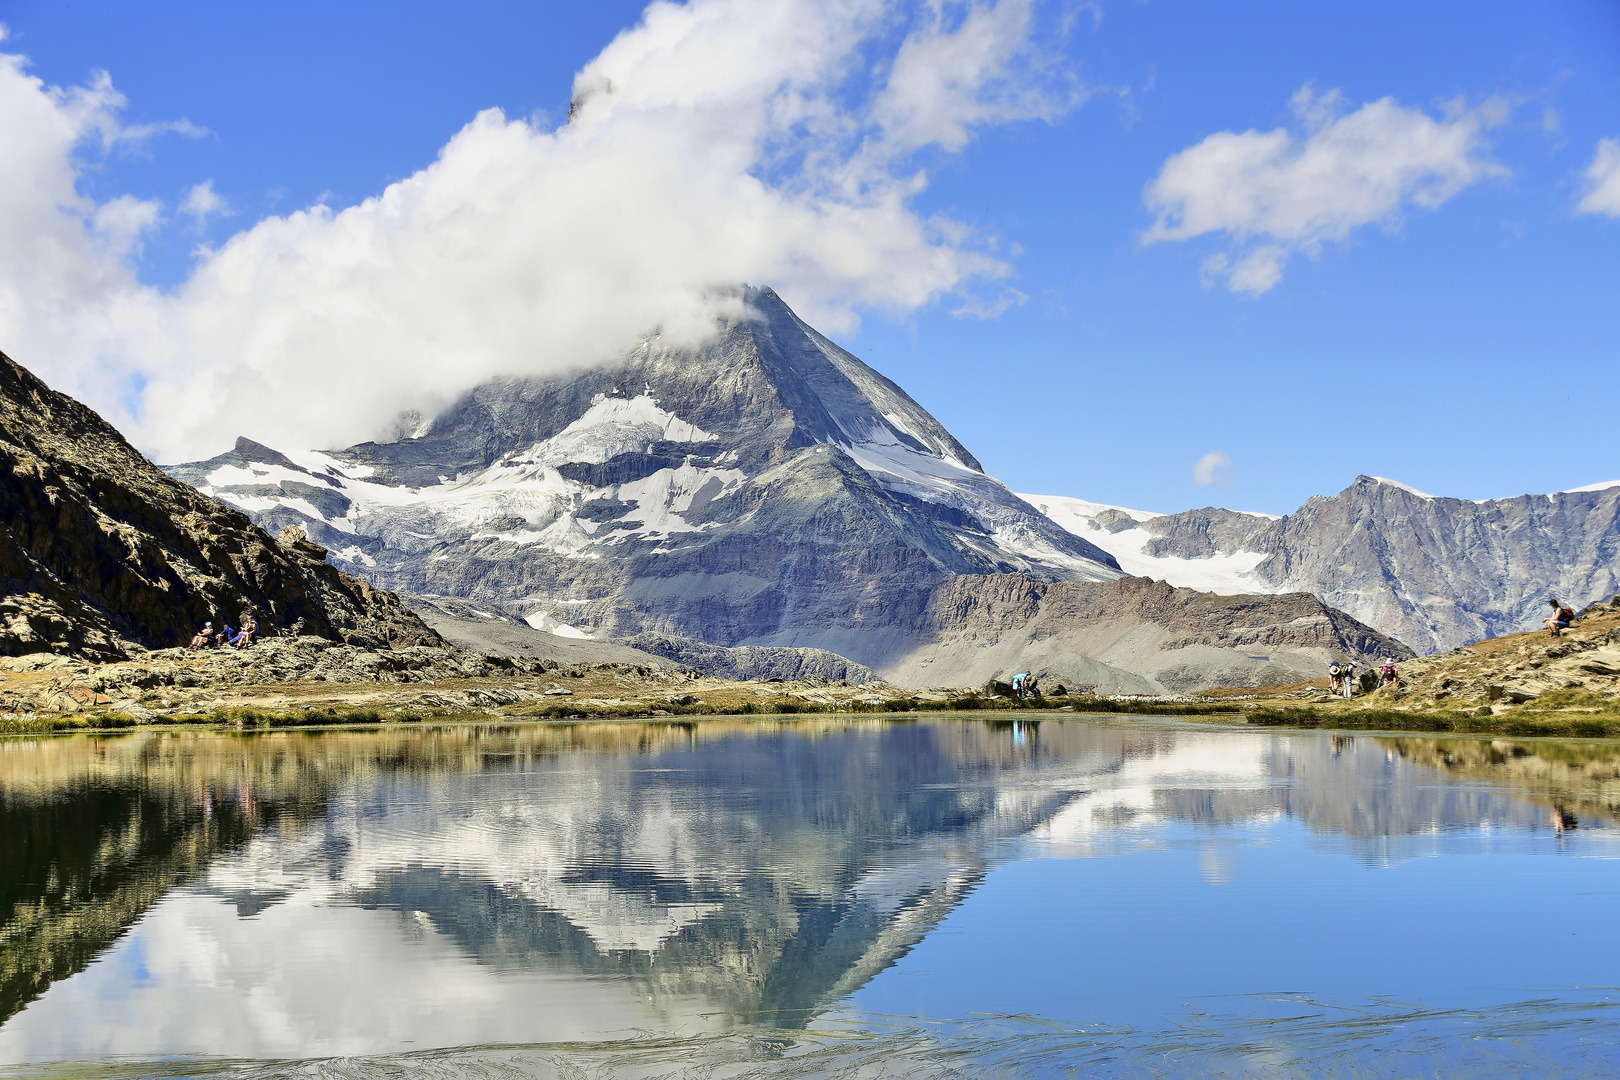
[1544,598,1575,637]
[1327,661,1342,695]
[1341,660,1356,698]
[231,611,258,648]
[189,622,214,649]
[1380,659,1398,688]
[217,622,235,648]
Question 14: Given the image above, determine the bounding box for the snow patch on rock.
[524,611,593,639]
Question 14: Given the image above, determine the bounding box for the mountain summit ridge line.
[1028,477,1620,653]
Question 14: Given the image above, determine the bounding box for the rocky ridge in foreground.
[1385,594,1620,711]
[0,350,443,659]
[0,635,908,722]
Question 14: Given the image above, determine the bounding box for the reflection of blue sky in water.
[1,720,1619,1073]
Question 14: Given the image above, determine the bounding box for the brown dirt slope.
[0,350,442,659]
[1387,595,1620,710]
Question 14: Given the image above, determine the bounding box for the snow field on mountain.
[833,433,1119,580]
[1021,493,1281,595]
[198,400,748,561]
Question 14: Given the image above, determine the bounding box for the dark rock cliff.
[0,351,442,658]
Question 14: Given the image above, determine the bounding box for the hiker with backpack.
[1341,660,1356,698]
[1328,661,1342,695]
[1380,659,1399,689]
[1544,598,1575,637]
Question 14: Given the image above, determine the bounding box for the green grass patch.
[1245,702,1620,738]
[0,715,88,735]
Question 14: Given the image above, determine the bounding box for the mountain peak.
[168,293,1123,670]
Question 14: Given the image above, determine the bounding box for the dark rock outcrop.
[0,350,443,659]
[624,634,877,684]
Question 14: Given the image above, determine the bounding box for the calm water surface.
[2,715,1619,1077]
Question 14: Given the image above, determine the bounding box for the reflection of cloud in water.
[0,719,1616,1064]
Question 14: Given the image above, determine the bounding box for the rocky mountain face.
[1030,477,1620,655]
[404,593,876,683]
[886,574,1410,694]
[166,288,1409,692]
[0,350,442,659]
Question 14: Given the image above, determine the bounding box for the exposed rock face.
[402,593,870,682]
[1141,507,1275,559]
[1248,479,1620,653]
[623,634,877,684]
[1031,478,1620,654]
[0,350,442,659]
[883,574,1412,694]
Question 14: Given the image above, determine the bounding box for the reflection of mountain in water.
[213,722,1083,1026]
[2,720,1617,1038]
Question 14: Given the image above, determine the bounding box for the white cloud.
[0,0,1079,462]
[872,0,1079,154]
[1191,451,1232,490]
[1576,138,1620,217]
[1143,86,1505,295]
[179,180,230,226]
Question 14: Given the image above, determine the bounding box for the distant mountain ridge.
[1027,476,1620,653]
[167,287,1405,690]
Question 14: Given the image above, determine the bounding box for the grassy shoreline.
[6,692,1619,739]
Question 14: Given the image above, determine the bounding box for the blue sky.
[1,0,1616,514]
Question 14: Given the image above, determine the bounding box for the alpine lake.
[3,714,1619,1078]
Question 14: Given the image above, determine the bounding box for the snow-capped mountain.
[169,289,1116,641]
[167,288,1405,691]
[1024,477,1620,653]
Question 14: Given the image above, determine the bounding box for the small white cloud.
[1222,245,1286,296]
[950,287,1027,318]
[872,0,1080,155]
[1143,85,1506,294]
[1191,451,1233,490]
[179,180,230,226]
[91,193,162,258]
[1576,138,1620,217]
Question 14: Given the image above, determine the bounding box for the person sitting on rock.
[189,622,214,649]
[231,612,258,648]
[217,623,235,647]
[1544,598,1575,637]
